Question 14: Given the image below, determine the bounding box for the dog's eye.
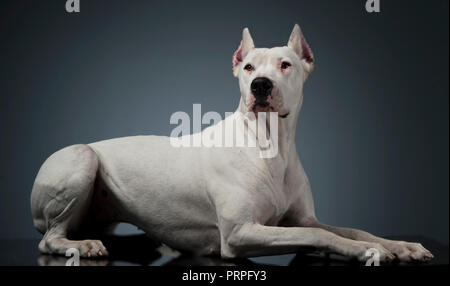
[281,61,291,69]
[244,64,254,71]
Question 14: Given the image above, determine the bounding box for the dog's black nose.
[251,77,273,98]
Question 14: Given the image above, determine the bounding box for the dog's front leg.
[220,223,394,263]
[301,218,433,262]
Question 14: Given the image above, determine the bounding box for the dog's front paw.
[354,242,395,264]
[384,241,433,263]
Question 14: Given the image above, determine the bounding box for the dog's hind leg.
[31,144,108,257]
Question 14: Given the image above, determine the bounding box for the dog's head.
[233,24,314,118]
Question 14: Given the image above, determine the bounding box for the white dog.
[31,24,433,263]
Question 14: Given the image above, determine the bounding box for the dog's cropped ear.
[233,27,255,77]
[288,24,314,74]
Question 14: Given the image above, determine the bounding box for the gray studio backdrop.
[0,0,448,244]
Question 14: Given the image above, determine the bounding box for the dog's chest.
[248,158,291,225]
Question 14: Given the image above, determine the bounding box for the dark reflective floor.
[0,235,447,266]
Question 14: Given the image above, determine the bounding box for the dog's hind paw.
[41,237,109,258]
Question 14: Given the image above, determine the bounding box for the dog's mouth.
[251,100,289,118]
[252,101,272,113]
[248,91,289,118]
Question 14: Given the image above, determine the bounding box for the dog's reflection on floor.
[38,255,110,266]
